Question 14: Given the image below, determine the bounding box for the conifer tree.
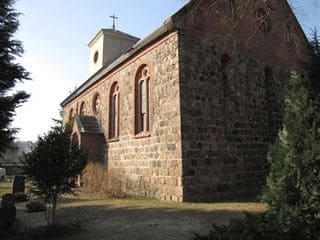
[262,32,320,238]
[0,0,30,155]
[22,122,87,226]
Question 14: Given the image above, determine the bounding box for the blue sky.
[12,0,319,141]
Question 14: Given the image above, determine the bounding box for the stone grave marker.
[12,175,25,194]
[0,193,16,236]
[1,193,15,208]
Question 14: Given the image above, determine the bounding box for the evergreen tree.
[0,0,30,155]
[306,28,320,102]
[262,32,320,238]
[310,28,320,57]
[262,72,320,238]
[22,122,87,226]
[195,33,320,240]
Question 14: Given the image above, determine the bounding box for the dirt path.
[15,198,267,240]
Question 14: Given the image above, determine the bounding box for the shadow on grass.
[23,201,263,240]
[58,196,99,204]
[15,223,82,240]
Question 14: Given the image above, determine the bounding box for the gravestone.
[12,175,25,194]
[1,194,15,208]
[12,175,28,202]
[0,193,16,237]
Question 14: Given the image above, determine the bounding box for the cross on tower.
[110,14,118,30]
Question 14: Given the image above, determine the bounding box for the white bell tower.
[88,28,140,76]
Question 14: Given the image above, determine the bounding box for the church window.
[228,0,236,19]
[109,82,120,139]
[69,108,74,120]
[286,24,292,44]
[92,93,101,114]
[264,67,273,87]
[93,51,99,64]
[80,102,86,115]
[135,65,150,135]
[71,132,79,146]
[255,8,271,33]
[221,53,231,68]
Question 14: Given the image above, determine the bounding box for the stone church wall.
[64,32,183,201]
[179,34,287,201]
[173,0,306,201]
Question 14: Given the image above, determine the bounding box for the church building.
[61,0,311,202]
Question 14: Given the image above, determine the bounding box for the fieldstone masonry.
[66,33,183,201]
[62,0,312,201]
[179,36,287,201]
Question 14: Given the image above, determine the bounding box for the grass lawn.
[0,180,268,239]
[0,177,12,197]
[14,192,267,240]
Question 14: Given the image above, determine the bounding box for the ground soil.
[14,195,267,240]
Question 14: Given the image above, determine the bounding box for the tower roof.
[87,29,140,48]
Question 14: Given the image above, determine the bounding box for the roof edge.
[61,0,192,107]
[61,19,174,107]
[87,29,140,47]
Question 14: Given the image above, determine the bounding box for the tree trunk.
[52,195,57,226]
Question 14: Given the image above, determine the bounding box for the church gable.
[171,0,311,68]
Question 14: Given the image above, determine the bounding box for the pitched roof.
[87,29,140,48]
[75,115,103,134]
[61,18,174,107]
[61,0,310,107]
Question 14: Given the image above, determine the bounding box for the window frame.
[134,65,151,137]
[92,93,101,114]
[109,82,120,140]
[79,101,86,115]
[69,108,74,120]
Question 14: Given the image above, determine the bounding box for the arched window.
[109,82,120,139]
[92,93,100,114]
[69,108,74,120]
[71,132,79,146]
[135,65,150,134]
[79,101,86,115]
[265,67,273,85]
[255,8,271,33]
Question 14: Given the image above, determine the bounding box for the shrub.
[22,121,87,226]
[81,162,127,199]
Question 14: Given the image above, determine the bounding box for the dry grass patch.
[59,196,267,213]
[0,178,12,197]
[81,162,127,199]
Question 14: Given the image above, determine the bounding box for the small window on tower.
[93,51,99,64]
